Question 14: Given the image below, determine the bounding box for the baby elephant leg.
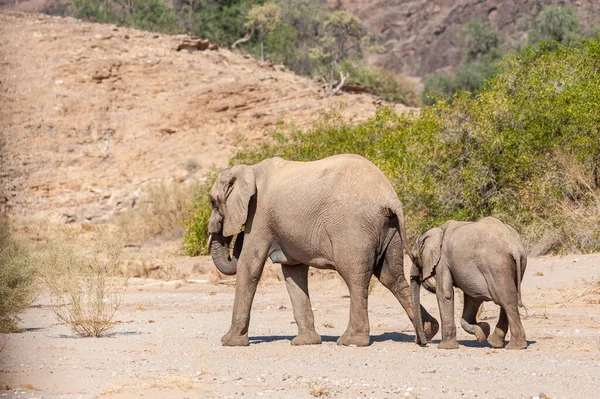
[460,294,490,342]
[489,283,527,349]
[436,267,458,349]
[488,308,508,348]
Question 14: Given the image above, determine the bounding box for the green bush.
[182,175,216,256]
[339,61,419,106]
[185,37,600,256]
[0,221,36,333]
[422,20,502,104]
[72,0,180,34]
[528,4,580,45]
[458,20,501,62]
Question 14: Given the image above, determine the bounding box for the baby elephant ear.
[419,227,443,280]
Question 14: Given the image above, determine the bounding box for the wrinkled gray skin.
[208,154,439,346]
[411,217,527,350]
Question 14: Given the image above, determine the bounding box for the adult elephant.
[207,154,439,346]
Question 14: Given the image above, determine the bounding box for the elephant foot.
[506,337,528,350]
[337,331,370,347]
[221,331,249,347]
[424,317,440,342]
[291,331,322,346]
[438,338,459,349]
[487,332,505,348]
[474,322,491,343]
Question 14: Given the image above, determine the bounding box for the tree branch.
[231,28,254,49]
[327,71,348,96]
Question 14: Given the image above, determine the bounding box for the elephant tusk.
[207,233,213,252]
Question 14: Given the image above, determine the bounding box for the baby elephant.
[410,217,527,349]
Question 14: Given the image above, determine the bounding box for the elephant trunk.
[422,275,437,294]
[209,232,245,276]
[411,277,428,345]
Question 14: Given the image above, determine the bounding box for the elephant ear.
[219,165,256,237]
[418,227,444,280]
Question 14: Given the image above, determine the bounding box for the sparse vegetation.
[583,276,600,296]
[118,181,196,244]
[0,221,36,333]
[68,0,417,105]
[73,0,180,33]
[38,232,126,337]
[422,20,503,104]
[528,4,581,45]
[339,60,420,106]
[310,10,376,95]
[182,175,216,256]
[186,37,600,256]
[309,379,331,397]
[242,3,281,62]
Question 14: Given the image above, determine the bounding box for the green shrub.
[0,221,36,333]
[422,20,502,104]
[73,0,180,33]
[422,72,456,104]
[182,175,216,256]
[458,20,501,62]
[185,37,600,256]
[528,4,581,45]
[339,60,420,106]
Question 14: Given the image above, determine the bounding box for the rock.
[160,128,176,135]
[81,222,95,231]
[176,37,217,52]
[61,213,77,223]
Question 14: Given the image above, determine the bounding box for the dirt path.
[2,253,599,399]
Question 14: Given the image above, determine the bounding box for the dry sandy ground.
[1,251,600,399]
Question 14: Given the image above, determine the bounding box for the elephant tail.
[516,252,527,308]
[390,203,414,264]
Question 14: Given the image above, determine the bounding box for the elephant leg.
[282,264,321,346]
[489,279,527,349]
[504,302,527,350]
[436,264,458,349]
[221,244,269,347]
[375,235,439,341]
[337,268,372,347]
[488,308,508,348]
[460,294,489,343]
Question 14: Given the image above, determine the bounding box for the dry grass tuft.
[582,275,600,296]
[150,376,195,392]
[524,153,600,255]
[0,220,36,333]
[18,383,40,391]
[309,379,330,397]
[117,180,197,244]
[37,231,127,337]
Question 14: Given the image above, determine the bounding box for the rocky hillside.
[3,1,599,79]
[328,0,600,77]
[0,11,405,234]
